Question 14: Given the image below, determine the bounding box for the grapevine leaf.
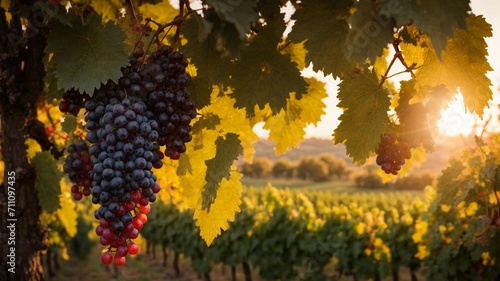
[264,78,327,154]
[201,88,258,161]
[57,178,78,237]
[202,133,243,210]
[396,80,434,150]
[138,0,178,23]
[187,77,213,109]
[192,113,221,135]
[344,0,395,64]
[45,65,63,104]
[194,171,242,246]
[296,78,328,126]
[32,1,73,26]
[182,16,233,85]
[288,0,352,78]
[402,0,469,57]
[380,0,470,56]
[404,14,492,116]
[333,68,391,164]
[373,48,389,78]
[231,15,307,115]
[437,157,474,206]
[280,41,307,70]
[379,0,419,28]
[46,13,129,95]
[61,115,77,135]
[32,152,62,213]
[178,153,192,176]
[204,0,258,39]
[264,109,306,155]
[92,0,122,21]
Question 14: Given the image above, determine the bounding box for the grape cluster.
[63,140,93,201]
[375,133,411,175]
[85,94,163,265]
[62,43,195,266]
[120,46,196,160]
[59,89,89,116]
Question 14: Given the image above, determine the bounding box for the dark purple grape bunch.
[118,45,195,161]
[85,95,162,206]
[63,139,93,201]
[59,89,90,116]
[375,133,411,175]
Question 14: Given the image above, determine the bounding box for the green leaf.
[182,15,233,85]
[344,0,395,64]
[231,15,308,115]
[380,0,470,57]
[333,67,391,164]
[186,77,213,109]
[61,115,77,135]
[202,133,242,210]
[288,0,352,78]
[379,0,419,28]
[395,80,434,150]
[437,158,473,206]
[32,152,63,213]
[404,14,492,116]
[416,0,469,58]
[46,13,129,95]
[44,65,63,104]
[205,0,258,39]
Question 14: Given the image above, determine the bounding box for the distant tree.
[392,171,434,190]
[239,162,254,177]
[319,153,350,179]
[353,173,388,189]
[297,156,329,182]
[272,158,292,178]
[251,157,273,178]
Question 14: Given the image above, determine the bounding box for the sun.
[436,94,478,136]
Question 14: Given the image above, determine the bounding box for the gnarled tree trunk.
[0,1,48,280]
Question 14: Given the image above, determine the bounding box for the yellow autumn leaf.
[264,108,306,155]
[264,78,327,154]
[193,171,242,245]
[139,1,178,24]
[93,0,123,21]
[1,0,11,23]
[280,41,307,70]
[181,129,218,209]
[200,88,258,162]
[57,178,78,237]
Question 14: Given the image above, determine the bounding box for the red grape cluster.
[97,188,156,266]
[63,140,93,200]
[375,133,411,175]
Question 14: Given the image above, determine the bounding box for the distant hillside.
[247,135,474,175]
